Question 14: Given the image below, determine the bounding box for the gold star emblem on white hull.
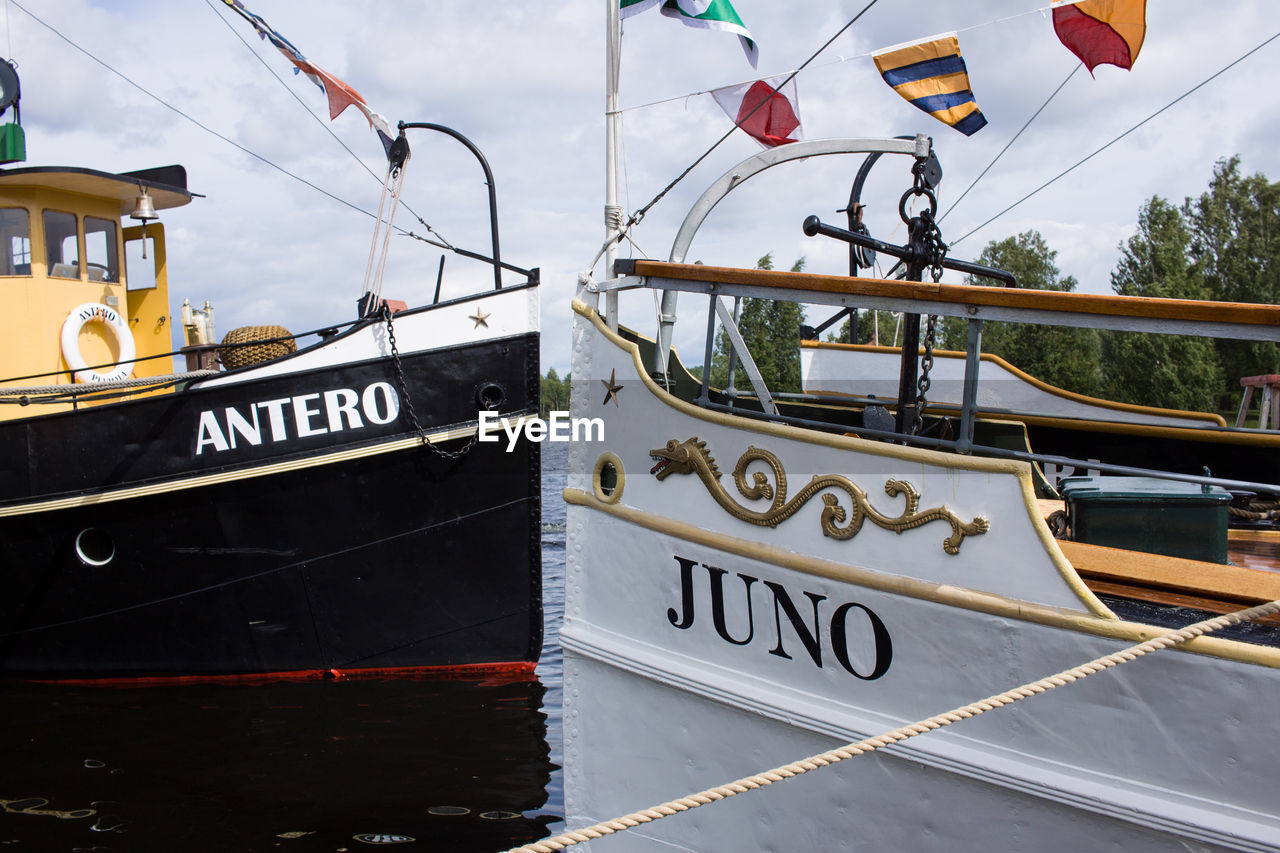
[469,309,491,329]
[601,368,623,407]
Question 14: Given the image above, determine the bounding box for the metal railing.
[591,258,1280,497]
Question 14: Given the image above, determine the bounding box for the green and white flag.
[621,0,758,67]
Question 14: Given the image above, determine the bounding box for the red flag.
[711,78,801,148]
[1052,0,1146,73]
[297,60,388,135]
[224,0,393,147]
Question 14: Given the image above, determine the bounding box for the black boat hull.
[0,309,541,681]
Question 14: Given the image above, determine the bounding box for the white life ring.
[61,302,136,383]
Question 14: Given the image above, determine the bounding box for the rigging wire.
[8,0,379,222]
[3,0,12,63]
[13,0,474,267]
[616,0,883,241]
[939,62,1080,224]
[617,1,1056,117]
[204,0,383,185]
[203,0,451,248]
[952,28,1280,247]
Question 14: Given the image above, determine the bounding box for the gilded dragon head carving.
[650,437,721,481]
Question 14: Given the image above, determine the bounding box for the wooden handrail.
[617,259,1280,329]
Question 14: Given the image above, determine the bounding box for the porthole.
[592,452,624,504]
[74,528,115,567]
[475,382,506,410]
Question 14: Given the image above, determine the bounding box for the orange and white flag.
[1052,0,1147,73]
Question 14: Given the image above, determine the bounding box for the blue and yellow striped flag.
[873,34,987,136]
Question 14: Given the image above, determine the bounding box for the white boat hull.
[563,301,1280,852]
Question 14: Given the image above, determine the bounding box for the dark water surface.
[0,442,569,852]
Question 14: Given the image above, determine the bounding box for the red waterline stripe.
[21,660,538,688]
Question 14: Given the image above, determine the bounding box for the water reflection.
[0,443,570,852]
[0,673,556,851]
[537,441,568,833]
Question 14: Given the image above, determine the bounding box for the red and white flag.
[710,77,802,148]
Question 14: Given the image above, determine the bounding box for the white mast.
[605,1,675,373]
[603,0,622,331]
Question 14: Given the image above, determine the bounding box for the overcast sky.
[6,0,1278,373]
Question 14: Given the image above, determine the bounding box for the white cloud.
[6,0,1277,373]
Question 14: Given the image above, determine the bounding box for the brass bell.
[130,190,157,222]
[130,186,158,258]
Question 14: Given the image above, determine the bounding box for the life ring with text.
[61,302,136,383]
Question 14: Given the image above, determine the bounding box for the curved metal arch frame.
[399,121,506,292]
[653,135,932,376]
[667,135,931,263]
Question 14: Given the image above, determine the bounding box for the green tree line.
[703,253,808,393]
[714,157,1277,414]
[540,367,570,418]
[540,158,1277,416]
[945,157,1277,413]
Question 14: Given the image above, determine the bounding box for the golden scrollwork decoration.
[649,437,989,555]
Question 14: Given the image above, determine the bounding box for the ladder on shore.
[1236,374,1280,430]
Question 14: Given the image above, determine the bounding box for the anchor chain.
[913,313,938,436]
[900,161,947,436]
[899,158,949,281]
[382,305,492,460]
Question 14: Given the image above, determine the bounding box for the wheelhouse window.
[43,209,79,279]
[0,207,30,275]
[84,216,119,282]
[125,235,157,291]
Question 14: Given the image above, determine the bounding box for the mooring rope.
[510,598,1280,853]
[0,370,219,401]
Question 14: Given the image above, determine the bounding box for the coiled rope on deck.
[511,598,1280,853]
[1230,501,1280,523]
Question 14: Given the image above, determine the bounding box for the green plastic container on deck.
[1060,476,1231,564]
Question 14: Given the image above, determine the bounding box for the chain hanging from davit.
[913,313,938,436]
[382,304,492,460]
[900,159,947,436]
